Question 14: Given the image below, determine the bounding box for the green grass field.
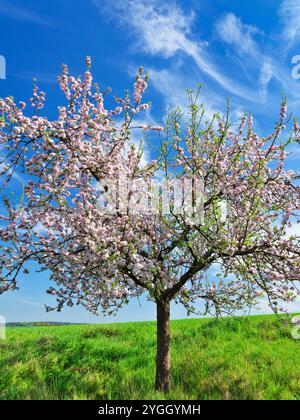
[0,315,299,400]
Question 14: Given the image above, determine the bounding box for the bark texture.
[155,299,171,391]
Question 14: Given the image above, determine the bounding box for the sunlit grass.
[0,315,299,400]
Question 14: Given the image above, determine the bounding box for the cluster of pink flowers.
[133,67,148,103]
[30,83,46,110]
[0,61,299,317]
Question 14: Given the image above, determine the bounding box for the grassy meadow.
[0,315,300,400]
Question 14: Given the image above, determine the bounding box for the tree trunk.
[155,299,171,392]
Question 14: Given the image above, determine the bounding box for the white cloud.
[94,0,258,101]
[149,68,190,108]
[214,11,300,108]
[148,67,223,121]
[93,1,300,116]
[215,13,260,56]
[96,0,196,58]
[216,13,276,102]
[279,0,300,47]
[16,299,44,308]
[148,68,255,132]
[259,61,273,101]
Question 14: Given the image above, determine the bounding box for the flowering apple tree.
[0,59,300,391]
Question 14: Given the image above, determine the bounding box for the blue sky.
[1,0,300,323]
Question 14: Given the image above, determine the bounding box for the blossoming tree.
[1,59,300,391]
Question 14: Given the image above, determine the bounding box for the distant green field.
[0,315,300,400]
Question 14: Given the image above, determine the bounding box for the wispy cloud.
[259,61,273,101]
[148,67,223,119]
[215,13,261,56]
[0,1,50,25]
[94,0,258,101]
[92,0,300,120]
[215,13,275,102]
[215,11,300,106]
[94,0,196,58]
[15,299,44,308]
[278,0,300,48]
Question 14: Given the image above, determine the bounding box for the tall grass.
[0,315,299,400]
